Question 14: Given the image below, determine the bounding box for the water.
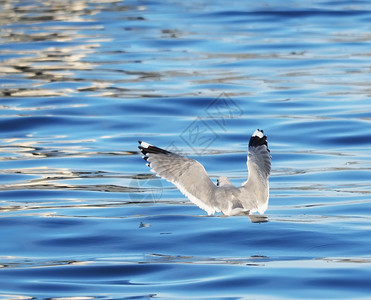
[1,0,371,299]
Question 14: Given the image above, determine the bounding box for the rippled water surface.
[1,0,371,299]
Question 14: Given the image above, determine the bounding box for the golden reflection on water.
[0,0,125,25]
[0,0,130,98]
[0,43,102,97]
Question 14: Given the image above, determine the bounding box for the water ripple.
[1,0,371,299]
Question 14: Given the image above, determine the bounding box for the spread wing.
[247,129,271,180]
[138,141,218,215]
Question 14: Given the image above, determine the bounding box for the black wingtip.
[249,129,269,152]
[138,142,171,156]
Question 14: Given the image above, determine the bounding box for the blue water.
[1,0,371,299]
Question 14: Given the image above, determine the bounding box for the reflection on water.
[1,0,116,98]
[1,0,371,299]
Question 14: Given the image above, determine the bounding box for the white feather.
[140,141,151,148]
[252,129,264,138]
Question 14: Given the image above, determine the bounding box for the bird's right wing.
[138,141,218,215]
[247,129,271,180]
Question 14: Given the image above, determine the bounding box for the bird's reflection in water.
[248,214,268,223]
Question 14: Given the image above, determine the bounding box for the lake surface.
[1,0,371,299]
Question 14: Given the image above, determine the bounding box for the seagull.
[138,129,271,216]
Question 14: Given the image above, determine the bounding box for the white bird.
[138,129,271,216]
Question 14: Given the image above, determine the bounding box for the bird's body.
[138,129,271,216]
